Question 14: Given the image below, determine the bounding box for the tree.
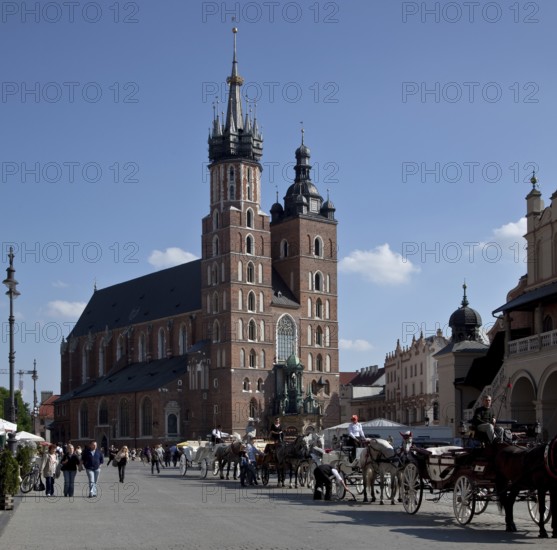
[0,387,32,432]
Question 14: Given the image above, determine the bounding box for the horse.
[360,438,400,505]
[495,437,557,537]
[274,435,311,488]
[215,437,245,480]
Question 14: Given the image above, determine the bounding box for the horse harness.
[543,437,557,480]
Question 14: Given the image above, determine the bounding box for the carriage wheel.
[355,476,364,495]
[298,461,310,487]
[453,475,475,525]
[527,491,552,525]
[474,488,489,515]
[199,459,209,479]
[401,462,423,514]
[384,472,398,501]
[179,459,188,476]
[261,464,270,486]
[212,459,219,477]
[332,470,346,500]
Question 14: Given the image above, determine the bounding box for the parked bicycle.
[20,462,41,493]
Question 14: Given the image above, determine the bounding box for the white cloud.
[52,280,69,288]
[148,247,198,269]
[491,217,526,242]
[45,300,86,319]
[339,338,373,352]
[339,244,420,285]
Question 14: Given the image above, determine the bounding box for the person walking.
[150,446,161,474]
[106,444,117,467]
[82,440,104,498]
[60,443,81,497]
[41,444,58,496]
[115,445,129,483]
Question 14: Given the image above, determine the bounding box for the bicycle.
[20,462,41,493]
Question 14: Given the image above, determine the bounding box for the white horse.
[360,438,399,505]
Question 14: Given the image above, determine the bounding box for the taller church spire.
[208,28,262,163]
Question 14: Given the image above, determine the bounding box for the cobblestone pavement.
[0,460,555,550]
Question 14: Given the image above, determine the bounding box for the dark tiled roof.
[348,367,384,386]
[492,281,557,314]
[56,355,189,402]
[70,260,202,338]
[339,372,359,385]
[271,269,299,308]
[434,340,489,357]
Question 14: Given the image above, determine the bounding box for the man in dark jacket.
[82,440,104,497]
[313,464,354,501]
[471,395,503,443]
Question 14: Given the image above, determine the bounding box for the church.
[52,30,340,449]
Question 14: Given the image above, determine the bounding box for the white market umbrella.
[15,431,45,442]
[0,418,17,432]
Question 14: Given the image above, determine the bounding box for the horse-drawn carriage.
[178,442,213,478]
[399,440,555,532]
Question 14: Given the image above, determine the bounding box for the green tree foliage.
[0,387,32,431]
[0,450,20,496]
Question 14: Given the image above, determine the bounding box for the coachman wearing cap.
[346,415,366,463]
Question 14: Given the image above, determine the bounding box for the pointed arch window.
[98,342,105,376]
[248,319,257,341]
[238,319,243,340]
[261,349,266,369]
[243,377,250,391]
[247,168,253,200]
[212,209,219,230]
[281,239,289,258]
[212,320,221,343]
[314,236,323,257]
[316,298,323,319]
[212,235,219,257]
[247,291,256,312]
[212,292,219,314]
[257,377,264,392]
[158,328,166,359]
[316,326,323,347]
[316,354,323,372]
[167,414,178,436]
[314,272,323,292]
[246,235,254,255]
[249,349,256,368]
[240,348,246,368]
[277,315,297,362]
[179,325,187,355]
[238,260,243,282]
[543,315,553,333]
[246,208,253,228]
[307,353,313,371]
[247,262,255,283]
[138,332,146,362]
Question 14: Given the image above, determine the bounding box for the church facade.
[52,30,340,449]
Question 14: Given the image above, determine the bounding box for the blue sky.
[1,0,555,404]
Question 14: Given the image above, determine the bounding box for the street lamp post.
[3,247,20,425]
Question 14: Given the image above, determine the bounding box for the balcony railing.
[508,328,557,356]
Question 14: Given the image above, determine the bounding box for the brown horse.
[215,440,245,480]
[494,437,557,537]
[274,435,311,488]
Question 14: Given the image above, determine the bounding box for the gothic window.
[238,319,243,340]
[158,328,166,359]
[212,292,219,314]
[141,397,152,437]
[247,168,253,200]
[247,291,256,312]
[314,237,323,257]
[316,354,323,372]
[314,272,322,291]
[325,326,330,347]
[179,325,187,355]
[257,378,264,392]
[316,326,323,347]
[258,263,263,283]
[98,342,105,376]
[260,349,266,369]
[79,402,88,438]
[259,320,264,342]
[307,297,312,317]
[119,398,130,437]
[248,319,256,341]
[316,298,323,319]
[212,235,219,257]
[213,209,219,230]
[307,353,313,371]
[211,263,218,285]
[247,262,255,283]
[249,399,257,419]
[243,377,250,391]
[246,235,254,255]
[249,349,256,368]
[259,291,264,312]
[138,333,146,362]
[212,320,220,343]
[81,346,88,383]
[240,348,245,368]
[98,399,108,425]
[307,325,312,346]
[543,315,553,332]
[246,208,253,228]
[238,260,243,282]
[325,354,331,372]
[238,290,243,310]
[277,315,297,362]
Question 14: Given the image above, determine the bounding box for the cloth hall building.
[52,31,340,449]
